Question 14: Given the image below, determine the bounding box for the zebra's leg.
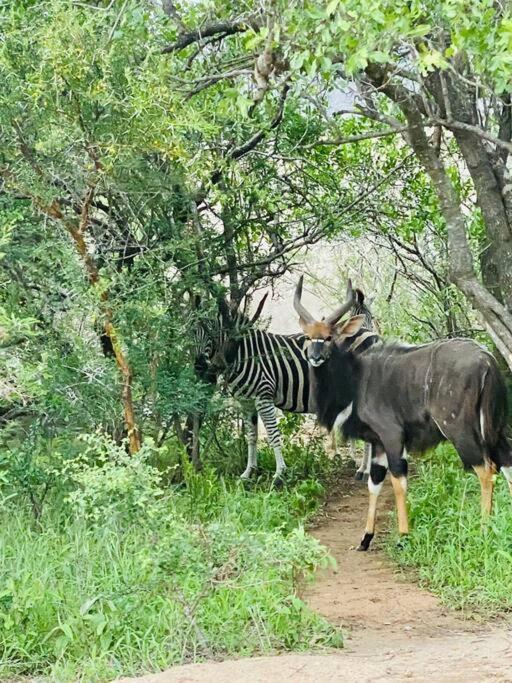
[255,397,287,481]
[363,443,372,480]
[355,443,371,482]
[240,410,259,480]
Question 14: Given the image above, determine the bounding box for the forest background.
[1,1,512,680]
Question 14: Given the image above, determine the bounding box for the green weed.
[387,444,512,615]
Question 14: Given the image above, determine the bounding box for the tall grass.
[388,444,512,615]
[0,463,341,682]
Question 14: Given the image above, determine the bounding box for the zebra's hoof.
[395,535,410,550]
[272,474,286,490]
[240,467,258,481]
[354,471,369,483]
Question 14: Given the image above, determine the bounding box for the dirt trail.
[119,478,512,683]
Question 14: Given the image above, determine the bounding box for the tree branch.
[161,16,261,54]
[207,82,290,187]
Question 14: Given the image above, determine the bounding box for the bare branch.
[433,117,512,154]
[207,82,290,188]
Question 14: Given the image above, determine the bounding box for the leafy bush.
[387,444,512,614]
[63,432,169,524]
[0,435,342,682]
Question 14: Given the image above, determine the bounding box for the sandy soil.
[118,477,512,683]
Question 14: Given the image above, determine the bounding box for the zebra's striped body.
[195,286,377,480]
[216,328,313,479]
[227,331,311,413]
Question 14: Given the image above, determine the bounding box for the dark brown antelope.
[293,276,512,550]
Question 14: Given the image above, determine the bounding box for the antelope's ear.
[335,314,365,339]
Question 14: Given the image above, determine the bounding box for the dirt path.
[119,478,512,683]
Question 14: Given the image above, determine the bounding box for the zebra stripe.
[194,293,378,479]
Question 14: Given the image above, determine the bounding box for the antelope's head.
[293,276,366,367]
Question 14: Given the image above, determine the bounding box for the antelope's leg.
[240,408,258,480]
[390,472,409,535]
[473,462,497,518]
[358,446,387,551]
[255,397,286,479]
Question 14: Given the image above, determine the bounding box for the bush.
[63,432,169,524]
[0,434,342,682]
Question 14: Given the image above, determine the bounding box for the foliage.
[0,433,341,682]
[387,444,512,614]
[1,1,512,678]
[63,433,170,524]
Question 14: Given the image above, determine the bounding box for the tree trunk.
[182,413,203,471]
[40,199,142,453]
[365,65,512,371]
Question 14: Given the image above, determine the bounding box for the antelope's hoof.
[354,470,364,481]
[357,532,374,551]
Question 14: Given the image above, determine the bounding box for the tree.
[0,1,382,456]
[157,0,512,368]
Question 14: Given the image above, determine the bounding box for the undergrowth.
[0,429,342,682]
[387,444,512,615]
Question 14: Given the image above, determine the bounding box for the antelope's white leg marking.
[480,407,486,443]
[333,402,353,432]
[368,452,388,495]
[502,466,512,483]
[368,477,384,495]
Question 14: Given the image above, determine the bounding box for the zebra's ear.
[250,292,269,325]
[355,288,365,305]
[217,297,231,321]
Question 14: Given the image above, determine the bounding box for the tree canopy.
[1,0,511,452]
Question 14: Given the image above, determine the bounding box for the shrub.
[0,434,342,682]
[63,432,169,525]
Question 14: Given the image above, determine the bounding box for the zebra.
[348,287,380,481]
[193,284,377,481]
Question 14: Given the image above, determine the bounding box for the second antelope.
[293,276,512,550]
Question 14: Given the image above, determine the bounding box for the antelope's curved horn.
[250,292,269,325]
[293,276,315,324]
[324,279,355,325]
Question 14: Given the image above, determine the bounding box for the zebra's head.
[193,293,269,382]
[193,304,230,383]
[293,277,376,368]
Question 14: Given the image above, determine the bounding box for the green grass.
[0,463,342,682]
[387,444,512,615]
